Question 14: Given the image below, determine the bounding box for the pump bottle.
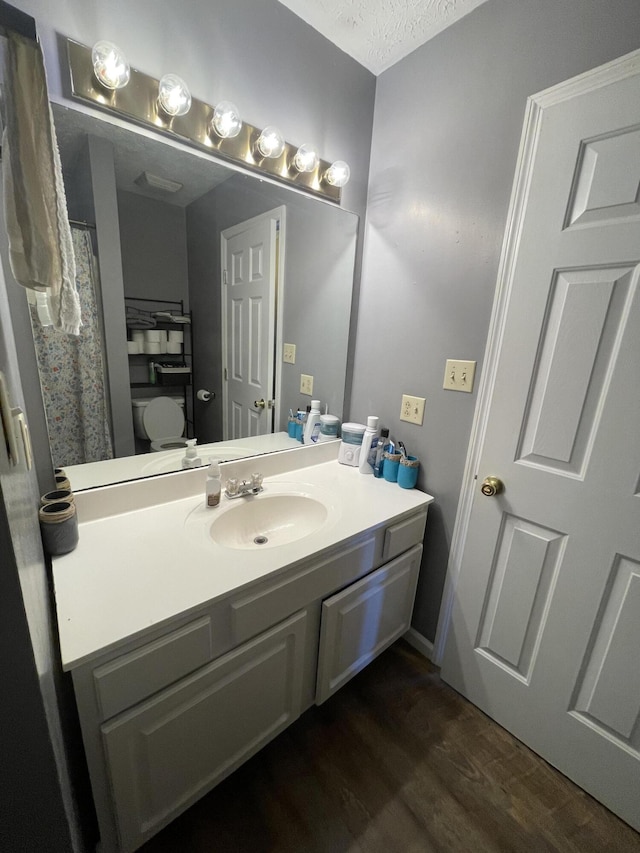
[182,439,201,469]
[358,416,379,474]
[303,400,322,444]
[205,461,221,507]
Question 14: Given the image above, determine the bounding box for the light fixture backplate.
[67,39,342,203]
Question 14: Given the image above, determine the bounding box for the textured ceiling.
[276,0,489,75]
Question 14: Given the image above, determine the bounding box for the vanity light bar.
[67,39,345,204]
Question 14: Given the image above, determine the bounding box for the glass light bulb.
[91,41,130,90]
[158,74,192,117]
[257,126,285,159]
[210,101,242,139]
[324,160,351,188]
[293,144,319,173]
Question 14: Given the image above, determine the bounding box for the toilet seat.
[141,397,185,441]
[150,437,189,452]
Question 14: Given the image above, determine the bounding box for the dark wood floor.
[140,641,640,853]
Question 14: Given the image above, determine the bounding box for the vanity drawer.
[92,616,213,720]
[382,511,427,562]
[231,536,377,644]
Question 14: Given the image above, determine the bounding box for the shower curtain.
[30,226,113,467]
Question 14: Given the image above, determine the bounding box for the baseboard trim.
[403,628,434,662]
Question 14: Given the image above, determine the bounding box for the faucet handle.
[251,472,263,490]
[226,477,239,496]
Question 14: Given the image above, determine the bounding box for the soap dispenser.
[205,461,221,507]
[181,439,201,469]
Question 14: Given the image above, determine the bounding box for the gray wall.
[0,258,85,849]
[88,136,134,457]
[187,174,357,443]
[352,0,640,642]
[119,191,189,306]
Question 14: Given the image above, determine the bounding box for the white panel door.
[441,51,640,829]
[221,210,278,440]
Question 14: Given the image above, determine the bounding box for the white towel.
[2,31,82,335]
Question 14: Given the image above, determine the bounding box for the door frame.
[432,48,640,666]
[220,206,286,439]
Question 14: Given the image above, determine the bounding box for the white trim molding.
[431,47,640,667]
[404,627,434,662]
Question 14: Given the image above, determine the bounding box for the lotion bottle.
[358,415,379,474]
[304,399,322,445]
[205,461,221,507]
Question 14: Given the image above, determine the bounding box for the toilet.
[131,397,188,451]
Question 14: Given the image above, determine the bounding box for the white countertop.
[53,445,433,670]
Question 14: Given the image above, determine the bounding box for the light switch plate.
[443,359,476,392]
[300,374,313,395]
[283,343,296,364]
[400,394,426,425]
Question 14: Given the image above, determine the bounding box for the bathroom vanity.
[53,444,432,852]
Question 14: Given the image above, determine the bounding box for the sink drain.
[253,535,269,545]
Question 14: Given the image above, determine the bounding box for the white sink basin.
[210,494,328,549]
[184,481,336,551]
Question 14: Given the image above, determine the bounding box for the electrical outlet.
[400,394,426,425]
[300,373,313,396]
[283,343,296,364]
[443,359,476,393]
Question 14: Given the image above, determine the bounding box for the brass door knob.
[253,398,266,409]
[481,476,504,497]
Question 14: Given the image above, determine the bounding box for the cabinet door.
[316,544,422,704]
[102,610,308,853]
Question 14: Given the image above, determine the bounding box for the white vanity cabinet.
[101,611,308,852]
[316,543,423,704]
[66,504,429,853]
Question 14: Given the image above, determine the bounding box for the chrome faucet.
[224,472,264,500]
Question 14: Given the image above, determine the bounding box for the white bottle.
[358,415,379,474]
[303,399,322,445]
[181,438,201,469]
[205,461,221,507]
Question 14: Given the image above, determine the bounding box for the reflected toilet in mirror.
[131,397,187,452]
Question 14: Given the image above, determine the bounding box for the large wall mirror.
[14,103,358,490]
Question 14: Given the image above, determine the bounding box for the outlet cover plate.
[283,343,296,364]
[443,359,476,393]
[300,373,313,395]
[400,394,426,425]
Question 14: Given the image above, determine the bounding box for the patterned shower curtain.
[30,226,113,466]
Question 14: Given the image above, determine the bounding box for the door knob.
[254,398,266,409]
[481,476,504,497]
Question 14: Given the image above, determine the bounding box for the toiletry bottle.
[148,359,156,384]
[296,407,307,442]
[304,400,322,444]
[373,427,390,478]
[182,438,201,469]
[205,461,221,507]
[358,416,379,474]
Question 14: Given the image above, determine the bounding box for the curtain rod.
[69,218,96,230]
[0,1,37,42]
